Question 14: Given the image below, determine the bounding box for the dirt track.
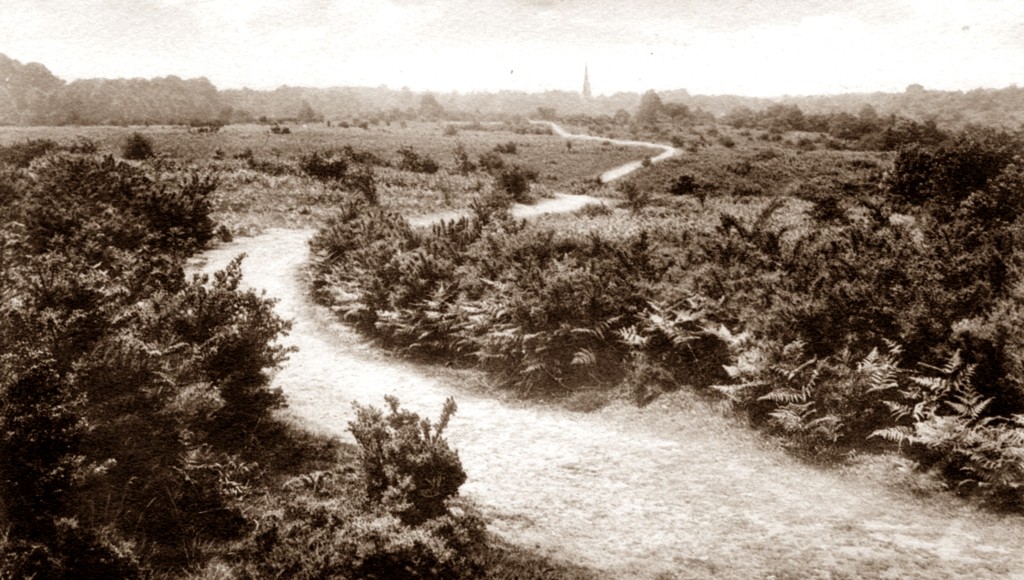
[192,126,1024,578]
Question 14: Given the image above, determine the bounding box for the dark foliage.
[121,132,153,160]
[397,145,440,174]
[350,396,466,525]
[495,164,538,203]
[0,153,292,572]
[300,151,349,181]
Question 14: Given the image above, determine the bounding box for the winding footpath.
[192,126,1024,578]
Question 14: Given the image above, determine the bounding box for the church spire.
[582,64,592,99]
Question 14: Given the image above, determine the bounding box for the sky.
[3,0,1024,97]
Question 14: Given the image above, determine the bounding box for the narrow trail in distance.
[193,126,1024,578]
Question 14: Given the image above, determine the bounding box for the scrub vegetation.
[0,127,610,577]
[5,102,1024,577]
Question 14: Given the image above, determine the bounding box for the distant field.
[0,122,656,234]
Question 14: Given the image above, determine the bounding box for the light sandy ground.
[407,192,610,227]
[188,129,1024,578]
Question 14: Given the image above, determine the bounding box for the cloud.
[1,0,1023,94]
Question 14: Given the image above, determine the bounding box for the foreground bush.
[0,152,291,572]
[350,396,466,525]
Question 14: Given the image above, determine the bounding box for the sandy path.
[193,231,1024,579]
[190,128,1024,578]
[533,120,678,182]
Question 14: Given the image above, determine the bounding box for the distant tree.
[613,109,631,125]
[636,90,665,125]
[419,93,445,119]
[536,107,558,121]
[296,100,321,123]
[664,102,693,122]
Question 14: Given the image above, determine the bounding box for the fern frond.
[870,426,915,444]
[759,387,808,404]
[571,349,597,366]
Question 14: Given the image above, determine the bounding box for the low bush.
[300,151,348,181]
[493,141,518,154]
[349,396,466,525]
[397,146,440,174]
[495,164,538,203]
[121,132,153,160]
[0,138,59,167]
[0,152,297,572]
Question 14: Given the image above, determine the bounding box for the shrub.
[668,174,698,196]
[618,180,650,214]
[452,143,476,175]
[397,146,440,174]
[493,141,518,154]
[476,151,505,173]
[121,132,153,160]
[495,164,537,203]
[807,194,847,223]
[300,151,348,181]
[344,164,379,206]
[0,139,59,167]
[349,396,467,525]
[0,363,84,541]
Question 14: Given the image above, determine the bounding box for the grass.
[0,122,654,236]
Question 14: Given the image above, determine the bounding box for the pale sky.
[3,0,1024,97]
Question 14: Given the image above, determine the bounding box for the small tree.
[496,165,537,203]
[452,143,476,175]
[619,180,650,214]
[636,90,665,125]
[121,132,153,160]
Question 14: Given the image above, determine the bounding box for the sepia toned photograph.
[3,1,1024,577]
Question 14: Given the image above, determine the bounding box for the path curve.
[532,120,678,182]
[192,126,1024,578]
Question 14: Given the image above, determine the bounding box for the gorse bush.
[495,164,538,203]
[0,138,59,167]
[493,141,518,154]
[300,150,349,180]
[0,152,294,573]
[397,145,440,174]
[349,396,466,525]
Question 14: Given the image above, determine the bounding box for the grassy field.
[0,121,654,235]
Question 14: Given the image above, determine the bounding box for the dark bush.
[349,396,466,525]
[496,164,538,203]
[493,141,518,154]
[452,143,476,174]
[300,151,349,181]
[668,174,699,196]
[121,132,153,160]
[476,151,505,173]
[0,139,59,167]
[397,146,440,174]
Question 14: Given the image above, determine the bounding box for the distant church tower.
[582,65,592,99]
